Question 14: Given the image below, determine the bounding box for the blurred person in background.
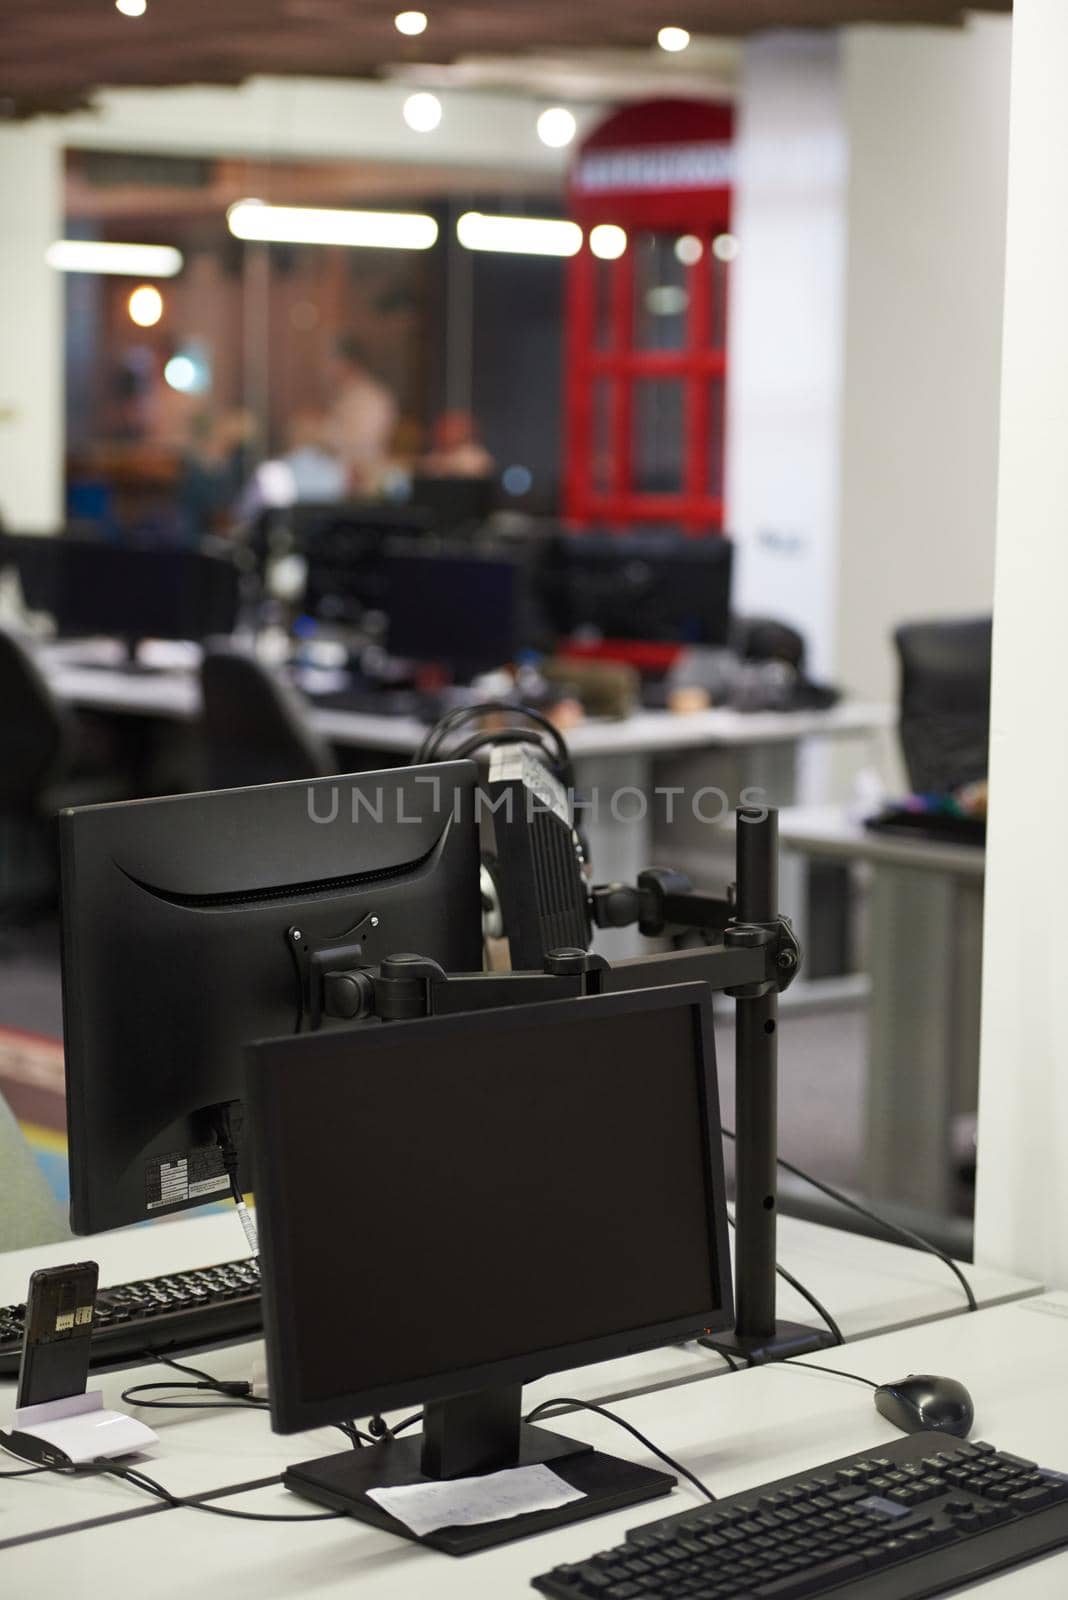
[326,335,398,493]
[420,409,495,478]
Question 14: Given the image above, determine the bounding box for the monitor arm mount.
[291,808,832,1366]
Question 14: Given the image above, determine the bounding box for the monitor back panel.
[60,762,482,1233]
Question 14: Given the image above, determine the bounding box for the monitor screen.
[246,982,731,1433]
[1,534,241,643]
[383,549,522,674]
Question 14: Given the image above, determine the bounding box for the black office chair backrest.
[894,616,992,795]
[0,627,72,810]
[200,650,336,791]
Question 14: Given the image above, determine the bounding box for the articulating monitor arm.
[294,807,827,1366]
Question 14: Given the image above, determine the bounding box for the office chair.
[200,648,337,790]
[0,627,75,922]
[894,617,992,795]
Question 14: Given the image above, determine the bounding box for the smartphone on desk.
[16,1262,99,1409]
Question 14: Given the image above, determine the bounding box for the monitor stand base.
[283,1422,675,1555]
[700,1319,839,1366]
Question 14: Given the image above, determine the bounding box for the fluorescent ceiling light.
[227,201,438,251]
[115,0,147,15]
[457,212,582,258]
[657,26,691,52]
[45,240,183,277]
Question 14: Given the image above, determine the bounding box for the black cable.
[524,1398,716,1505]
[103,1463,346,1522]
[783,1360,879,1390]
[0,1463,50,1477]
[721,1128,978,1313]
[133,1354,372,1445]
[414,701,575,790]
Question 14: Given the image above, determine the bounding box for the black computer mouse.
[874,1374,975,1438]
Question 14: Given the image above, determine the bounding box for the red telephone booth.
[564,100,735,535]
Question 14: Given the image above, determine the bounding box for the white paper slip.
[366,1463,586,1538]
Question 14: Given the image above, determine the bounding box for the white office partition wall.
[975,0,1068,1289]
[0,126,64,531]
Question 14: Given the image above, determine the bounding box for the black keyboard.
[533,1433,1068,1599]
[0,1258,262,1375]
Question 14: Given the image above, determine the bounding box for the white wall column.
[975,0,1068,1287]
[726,31,848,686]
[0,125,64,530]
[835,17,1012,713]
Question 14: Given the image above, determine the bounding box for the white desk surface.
[780,803,986,878]
[40,651,892,758]
[6,1291,1068,1597]
[1,1209,1039,1551]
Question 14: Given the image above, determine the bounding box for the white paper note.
[367,1463,586,1538]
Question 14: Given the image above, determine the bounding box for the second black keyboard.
[0,1258,262,1375]
[533,1432,1068,1599]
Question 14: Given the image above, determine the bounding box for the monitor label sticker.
[146,1146,230,1211]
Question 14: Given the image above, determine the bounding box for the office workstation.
[6,1,1068,1597]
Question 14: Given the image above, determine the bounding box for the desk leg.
[865,865,983,1214]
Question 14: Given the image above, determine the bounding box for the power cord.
[721,1128,978,1313]
[101,1463,345,1522]
[524,1398,716,1504]
[210,1104,259,1256]
[123,1353,373,1447]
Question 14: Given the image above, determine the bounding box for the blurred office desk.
[4,1290,1063,1598]
[41,651,891,958]
[779,804,986,1218]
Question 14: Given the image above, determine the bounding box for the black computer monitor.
[410,473,496,533]
[294,502,433,625]
[0,533,242,654]
[383,547,524,678]
[539,531,733,648]
[245,981,732,1552]
[60,761,483,1235]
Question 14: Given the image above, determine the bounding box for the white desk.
[0,1209,1039,1549]
[41,649,891,959]
[6,1291,1068,1596]
[780,805,985,1217]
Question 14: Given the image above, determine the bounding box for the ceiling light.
[115,0,147,14]
[537,107,577,149]
[227,201,438,251]
[675,234,703,266]
[127,285,163,327]
[403,91,442,133]
[657,25,691,52]
[394,9,427,35]
[45,240,183,277]
[457,212,582,258]
[589,224,627,261]
[712,232,740,262]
